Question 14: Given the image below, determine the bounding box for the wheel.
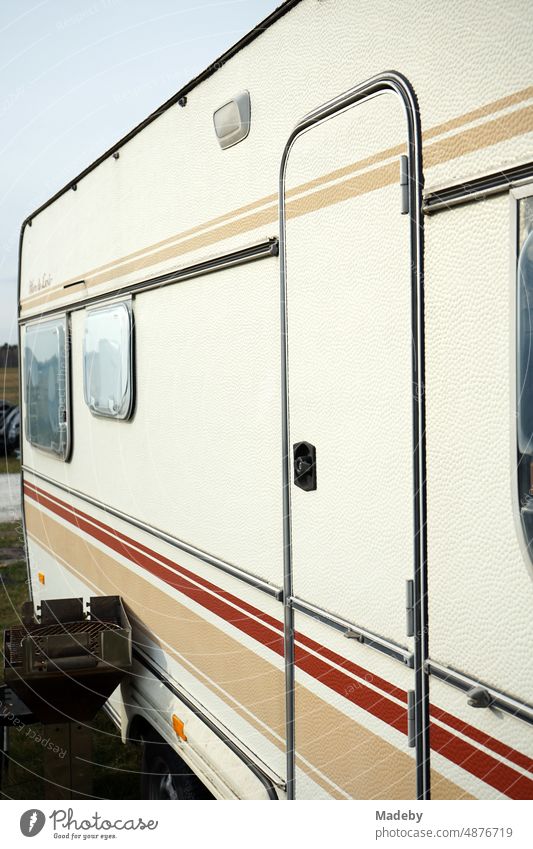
[141,737,213,800]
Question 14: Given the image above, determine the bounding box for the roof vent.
[213,91,251,150]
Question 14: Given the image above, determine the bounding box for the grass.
[0,455,20,475]
[0,368,19,406]
[0,521,142,799]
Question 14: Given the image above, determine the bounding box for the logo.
[20,810,46,837]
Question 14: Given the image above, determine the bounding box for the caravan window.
[83,301,133,419]
[24,317,69,458]
[516,191,533,562]
[517,195,533,453]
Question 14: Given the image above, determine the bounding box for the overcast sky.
[0,0,279,345]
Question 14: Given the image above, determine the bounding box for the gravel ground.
[0,473,21,522]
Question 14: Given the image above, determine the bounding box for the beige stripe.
[25,502,285,740]
[430,769,475,800]
[423,84,533,140]
[21,204,278,311]
[27,83,532,306]
[22,160,398,310]
[25,192,281,301]
[26,499,465,799]
[20,86,533,312]
[295,683,415,799]
[424,103,533,169]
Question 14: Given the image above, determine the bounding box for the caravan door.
[281,78,428,799]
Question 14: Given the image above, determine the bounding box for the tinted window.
[83,301,133,419]
[518,198,533,453]
[24,317,69,458]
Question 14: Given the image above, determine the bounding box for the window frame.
[512,181,533,574]
[23,313,71,461]
[82,297,134,421]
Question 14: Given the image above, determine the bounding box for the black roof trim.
[22,0,303,229]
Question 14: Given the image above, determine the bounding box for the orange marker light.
[172,714,187,742]
[38,572,45,585]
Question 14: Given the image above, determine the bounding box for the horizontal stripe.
[430,704,533,776]
[23,478,533,798]
[423,84,533,141]
[20,86,533,311]
[430,724,533,800]
[24,482,285,654]
[24,499,412,799]
[23,481,406,730]
[22,84,533,306]
[24,507,289,769]
[23,480,404,701]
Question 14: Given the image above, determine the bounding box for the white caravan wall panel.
[424,194,533,704]
[22,257,283,585]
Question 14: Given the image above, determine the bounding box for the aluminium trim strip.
[426,661,533,727]
[131,647,282,798]
[423,162,533,214]
[21,468,283,601]
[19,239,279,323]
[290,596,414,667]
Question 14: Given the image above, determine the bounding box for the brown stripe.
[55,193,280,293]
[24,502,286,741]
[28,82,533,300]
[423,84,533,140]
[22,161,398,310]
[21,204,278,310]
[26,500,452,799]
[430,768,475,800]
[294,683,415,799]
[20,87,533,311]
[286,161,399,220]
[424,103,533,169]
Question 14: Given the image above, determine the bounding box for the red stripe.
[295,630,407,703]
[294,642,407,734]
[24,481,283,632]
[430,723,533,799]
[431,705,533,776]
[23,478,533,797]
[24,482,285,655]
[23,482,408,729]
[23,481,407,703]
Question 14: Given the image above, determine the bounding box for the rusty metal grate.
[5,620,120,668]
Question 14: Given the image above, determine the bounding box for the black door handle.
[293,442,317,491]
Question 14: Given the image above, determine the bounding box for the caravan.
[17,0,533,799]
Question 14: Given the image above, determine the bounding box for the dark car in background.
[1,405,19,455]
[6,407,19,454]
[0,401,13,432]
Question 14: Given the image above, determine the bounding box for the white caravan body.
[18,0,533,799]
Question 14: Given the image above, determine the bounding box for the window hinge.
[400,155,409,215]
[405,579,414,637]
[407,690,416,747]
